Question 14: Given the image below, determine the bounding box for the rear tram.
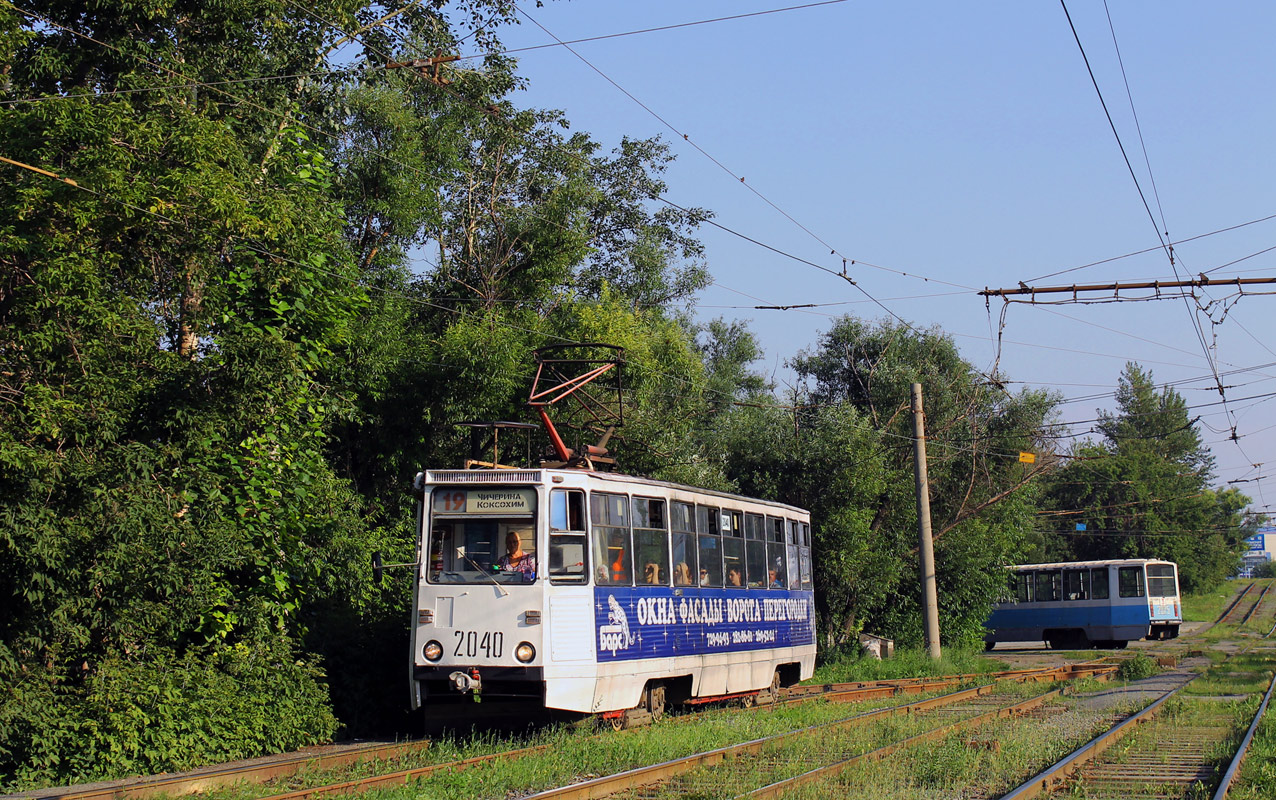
[984,559,1182,650]
[408,468,816,722]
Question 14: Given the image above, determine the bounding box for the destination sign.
[433,488,536,515]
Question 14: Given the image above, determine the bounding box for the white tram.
[409,468,817,720]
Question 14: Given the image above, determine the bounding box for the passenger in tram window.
[673,562,693,585]
[699,568,710,586]
[727,567,743,587]
[498,530,536,582]
[769,568,784,588]
[643,562,662,585]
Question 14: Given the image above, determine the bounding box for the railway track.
[12,662,1108,800]
[254,662,1114,800]
[21,591,1271,800]
[1,740,437,800]
[1239,582,1273,627]
[1002,646,1276,798]
[519,665,1117,799]
[1218,582,1264,626]
[1214,581,1255,625]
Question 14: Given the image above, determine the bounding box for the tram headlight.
[515,642,536,663]
[423,640,443,662]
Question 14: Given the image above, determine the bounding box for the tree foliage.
[709,317,1057,649]
[1,0,723,787]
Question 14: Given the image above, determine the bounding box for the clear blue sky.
[456,1,1276,511]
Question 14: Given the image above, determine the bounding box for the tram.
[408,467,816,722]
[983,559,1182,650]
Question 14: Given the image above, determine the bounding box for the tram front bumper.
[414,665,544,700]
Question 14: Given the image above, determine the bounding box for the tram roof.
[421,467,810,517]
[1006,558,1177,571]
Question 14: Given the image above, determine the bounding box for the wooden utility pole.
[911,383,942,659]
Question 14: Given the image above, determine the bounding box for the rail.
[1218,582,1257,624]
[1213,673,1276,800]
[998,676,1195,799]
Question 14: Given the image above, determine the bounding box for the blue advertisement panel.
[1247,534,1266,552]
[593,586,814,661]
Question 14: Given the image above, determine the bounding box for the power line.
[513,3,977,298]
[1026,211,1276,283]
[479,1,851,60]
[1102,0,1168,239]
[1059,0,1226,409]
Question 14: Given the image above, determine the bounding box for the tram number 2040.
[454,630,504,659]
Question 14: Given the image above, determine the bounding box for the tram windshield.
[427,487,538,584]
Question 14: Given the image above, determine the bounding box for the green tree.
[1041,363,1253,592]
[0,0,520,786]
[787,317,1056,647]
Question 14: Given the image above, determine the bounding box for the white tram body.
[984,558,1182,649]
[409,468,817,714]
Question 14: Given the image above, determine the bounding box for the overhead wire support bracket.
[979,275,1276,299]
[385,52,459,85]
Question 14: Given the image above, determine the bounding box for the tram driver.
[497,529,536,582]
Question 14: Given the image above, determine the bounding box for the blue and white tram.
[408,468,817,721]
[983,559,1182,650]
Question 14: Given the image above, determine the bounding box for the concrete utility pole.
[911,383,942,659]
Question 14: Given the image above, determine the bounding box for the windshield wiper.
[456,549,509,597]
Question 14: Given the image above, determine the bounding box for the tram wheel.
[645,684,667,720]
[984,641,995,652]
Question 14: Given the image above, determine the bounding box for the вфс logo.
[599,594,635,654]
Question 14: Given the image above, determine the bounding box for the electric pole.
[911,383,942,659]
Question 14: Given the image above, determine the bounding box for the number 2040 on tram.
[409,468,817,721]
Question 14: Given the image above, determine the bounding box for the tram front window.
[428,488,538,584]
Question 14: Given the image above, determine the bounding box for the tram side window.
[799,522,813,590]
[1118,566,1146,598]
[1090,567,1110,599]
[549,489,586,583]
[744,513,767,588]
[1035,570,1061,602]
[785,520,800,588]
[1064,569,1090,601]
[592,492,631,586]
[670,501,697,586]
[696,505,723,587]
[1147,564,1177,597]
[722,510,745,588]
[633,497,670,586]
[767,516,788,589]
[1015,572,1033,603]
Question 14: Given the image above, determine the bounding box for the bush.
[1116,653,1160,682]
[0,637,336,791]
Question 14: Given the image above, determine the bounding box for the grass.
[191,689,970,800]
[785,698,1143,799]
[811,645,1007,684]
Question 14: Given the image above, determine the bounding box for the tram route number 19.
[437,490,466,512]
[454,630,504,659]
